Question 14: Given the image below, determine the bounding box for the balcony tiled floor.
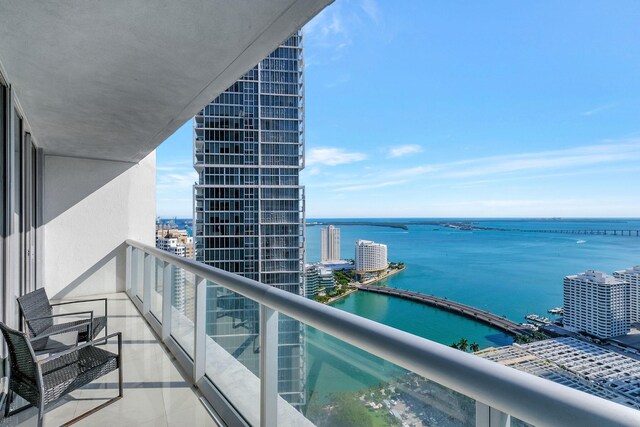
[1,293,217,427]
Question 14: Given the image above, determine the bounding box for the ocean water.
[303,218,640,406]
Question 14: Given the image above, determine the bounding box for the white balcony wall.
[43,152,156,298]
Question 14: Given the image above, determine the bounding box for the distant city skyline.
[157,0,640,218]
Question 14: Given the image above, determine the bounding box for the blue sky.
[157,0,640,218]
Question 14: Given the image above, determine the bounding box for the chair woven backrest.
[17,288,53,335]
[0,322,40,404]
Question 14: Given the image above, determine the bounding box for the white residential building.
[156,235,194,257]
[355,240,388,272]
[2,3,639,426]
[563,270,629,339]
[614,266,640,323]
[305,264,336,298]
[320,225,341,263]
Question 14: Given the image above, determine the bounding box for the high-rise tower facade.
[320,225,340,262]
[614,266,640,323]
[194,32,305,406]
[563,270,629,339]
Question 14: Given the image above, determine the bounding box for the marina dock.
[358,285,533,336]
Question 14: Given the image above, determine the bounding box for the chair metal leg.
[5,390,34,418]
[60,394,122,426]
[37,399,44,427]
[3,390,12,417]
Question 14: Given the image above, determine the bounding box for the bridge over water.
[358,285,533,337]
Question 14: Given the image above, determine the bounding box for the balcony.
[2,293,216,426]
[118,240,639,427]
[2,240,639,426]
[1,2,639,426]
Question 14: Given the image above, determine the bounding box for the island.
[314,262,406,304]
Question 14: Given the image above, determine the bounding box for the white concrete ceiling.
[0,0,331,162]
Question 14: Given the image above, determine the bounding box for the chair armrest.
[37,332,122,365]
[52,298,108,319]
[26,311,94,338]
[51,298,107,306]
[27,310,94,322]
[29,321,91,340]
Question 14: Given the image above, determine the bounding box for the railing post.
[476,402,511,427]
[162,261,173,341]
[143,253,152,314]
[260,305,278,427]
[194,276,207,381]
[129,248,138,298]
[125,245,132,294]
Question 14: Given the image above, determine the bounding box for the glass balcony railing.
[124,239,640,427]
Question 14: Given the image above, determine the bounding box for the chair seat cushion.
[41,345,118,406]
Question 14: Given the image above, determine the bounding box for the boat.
[548,307,563,315]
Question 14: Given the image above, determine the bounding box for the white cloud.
[303,1,382,64]
[156,169,198,194]
[335,180,407,192]
[391,165,439,177]
[581,103,615,116]
[389,144,423,158]
[359,0,380,25]
[306,147,367,166]
[440,141,640,179]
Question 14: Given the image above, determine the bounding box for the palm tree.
[450,342,460,349]
[470,342,480,352]
[457,338,469,352]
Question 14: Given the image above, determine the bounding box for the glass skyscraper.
[194,32,305,407]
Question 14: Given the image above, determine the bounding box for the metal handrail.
[126,239,640,427]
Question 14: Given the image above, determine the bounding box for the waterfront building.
[478,337,640,409]
[320,225,340,262]
[193,32,305,407]
[305,264,336,298]
[1,3,637,426]
[614,266,640,323]
[305,265,320,299]
[563,270,629,339]
[355,239,388,273]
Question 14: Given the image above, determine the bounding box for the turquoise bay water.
[304,218,640,405]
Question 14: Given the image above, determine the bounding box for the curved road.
[358,285,533,337]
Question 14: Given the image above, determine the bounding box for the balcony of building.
[6,241,640,426]
[1,2,640,427]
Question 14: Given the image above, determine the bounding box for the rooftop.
[566,270,625,285]
[478,337,640,410]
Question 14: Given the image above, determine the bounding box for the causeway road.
[358,285,533,337]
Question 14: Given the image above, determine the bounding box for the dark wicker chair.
[17,288,108,351]
[0,322,122,426]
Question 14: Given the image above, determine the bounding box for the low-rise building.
[478,337,640,409]
[156,227,195,258]
[305,264,336,299]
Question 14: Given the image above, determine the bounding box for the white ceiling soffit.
[0,0,332,162]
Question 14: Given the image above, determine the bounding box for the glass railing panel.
[170,266,196,357]
[150,258,164,321]
[512,417,534,427]
[204,281,261,426]
[302,324,476,427]
[134,248,144,301]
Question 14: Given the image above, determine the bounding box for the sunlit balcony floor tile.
[0,293,218,427]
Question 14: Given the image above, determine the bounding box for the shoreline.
[359,265,405,286]
[321,266,406,305]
